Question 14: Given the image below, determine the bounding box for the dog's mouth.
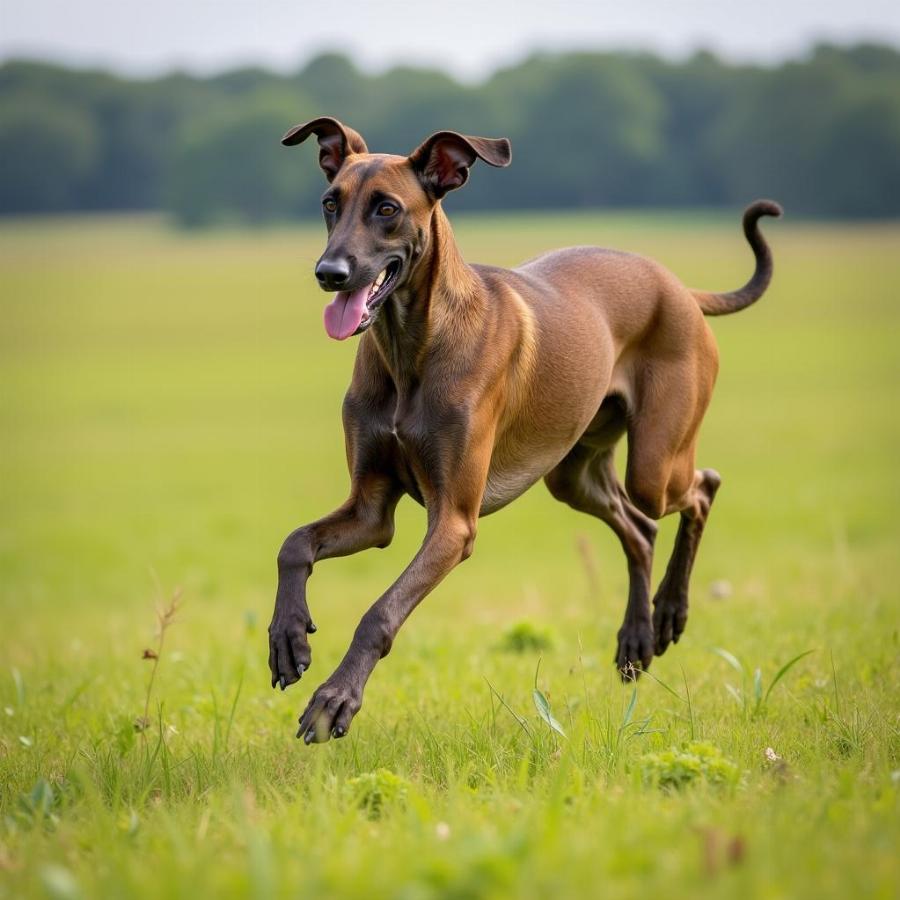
[322,260,402,341]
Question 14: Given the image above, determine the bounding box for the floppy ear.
[281,116,369,181]
[409,131,511,199]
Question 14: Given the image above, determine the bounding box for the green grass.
[1,210,898,899]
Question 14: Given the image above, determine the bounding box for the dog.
[268,116,781,743]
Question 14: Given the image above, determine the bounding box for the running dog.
[268,116,781,743]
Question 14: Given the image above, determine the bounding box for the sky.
[2,0,899,80]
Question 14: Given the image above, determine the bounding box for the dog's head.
[282,117,511,340]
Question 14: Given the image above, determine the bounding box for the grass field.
[1,210,898,899]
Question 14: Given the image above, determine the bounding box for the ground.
[0,210,898,899]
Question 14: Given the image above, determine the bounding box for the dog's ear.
[409,131,511,199]
[281,117,369,181]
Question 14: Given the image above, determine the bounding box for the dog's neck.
[370,204,483,384]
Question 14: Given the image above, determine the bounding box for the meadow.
[1,210,898,899]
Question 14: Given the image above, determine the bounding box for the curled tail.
[694,200,783,316]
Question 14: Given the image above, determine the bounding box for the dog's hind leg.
[623,348,719,658]
[545,444,658,677]
[651,468,721,655]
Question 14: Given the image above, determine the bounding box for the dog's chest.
[388,414,550,515]
[386,415,429,505]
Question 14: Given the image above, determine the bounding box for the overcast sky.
[3,0,899,79]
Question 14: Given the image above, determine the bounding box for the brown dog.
[268,116,781,743]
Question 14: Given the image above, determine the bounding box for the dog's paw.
[297,676,362,744]
[268,613,317,691]
[652,589,688,656]
[615,618,654,680]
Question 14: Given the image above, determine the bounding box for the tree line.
[1,43,899,223]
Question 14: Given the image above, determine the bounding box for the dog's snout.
[315,257,351,289]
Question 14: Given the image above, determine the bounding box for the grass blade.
[724,683,744,707]
[485,679,533,738]
[635,667,687,704]
[621,686,638,729]
[11,667,25,705]
[224,665,244,753]
[763,649,815,706]
[753,667,763,711]
[532,688,567,739]
[711,647,744,676]
[680,667,695,741]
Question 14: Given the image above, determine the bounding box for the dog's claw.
[616,619,654,678]
[296,678,362,745]
[268,613,314,692]
[653,590,688,656]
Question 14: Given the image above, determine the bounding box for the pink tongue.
[323,285,373,340]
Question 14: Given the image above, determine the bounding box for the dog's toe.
[297,678,362,745]
[616,620,654,679]
[268,617,314,692]
[653,592,688,656]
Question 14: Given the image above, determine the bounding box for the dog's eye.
[376,202,399,218]
[322,198,337,214]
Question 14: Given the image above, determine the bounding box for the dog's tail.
[693,200,783,316]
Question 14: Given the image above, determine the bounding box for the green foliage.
[496,621,555,654]
[9,779,60,830]
[712,647,815,716]
[345,769,411,819]
[638,741,741,790]
[2,44,900,220]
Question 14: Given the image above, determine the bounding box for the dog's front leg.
[269,476,400,691]
[296,503,477,742]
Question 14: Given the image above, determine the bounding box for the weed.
[638,742,741,791]
[345,769,411,819]
[136,587,182,736]
[712,647,814,716]
[496,621,555,654]
[532,660,567,739]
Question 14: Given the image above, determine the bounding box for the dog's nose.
[315,257,351,289]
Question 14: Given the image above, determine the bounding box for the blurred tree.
[818,86,900,217]
[168,91,317,226]
[643,50,739,206]
[707,44,900,218]
[292,53,368,125]
[1,45,899,220]
[490,53,664,209]
[0,91,97,211]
